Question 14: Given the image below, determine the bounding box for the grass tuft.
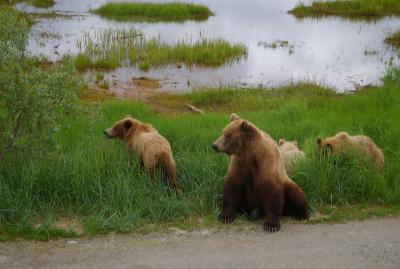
[75,27,247,71]
[289,0,400,20]
[0,0,55,8]
[91,2,213,22]
[385,31,400,48]
[30,0,54,8]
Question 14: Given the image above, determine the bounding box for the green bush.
[0,7,78,161]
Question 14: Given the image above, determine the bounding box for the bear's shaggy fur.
[316,132,384,169]
[104,116,180,191]
[212,114,309,232]
[278,139,305,173]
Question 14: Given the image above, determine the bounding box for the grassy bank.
[1,68,400,239]
[75,28,247,71]
[148,84,337,113]
[289,0,400,20]
[92,2,213,22]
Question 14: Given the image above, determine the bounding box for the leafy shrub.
[0,7,78,161]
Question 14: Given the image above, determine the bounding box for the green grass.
[289,0,400,20]
[75,27,247,71]
[92,2,213,22]
[385,31,400,48]
[30,0,54,8]
[308,204,400,224]
[0,0,55,8]
[1,68,400,239]
[149,83,337,112]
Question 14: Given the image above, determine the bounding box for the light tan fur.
[317,131,384,169]
[278,139,305,173]
[104,116,180,191]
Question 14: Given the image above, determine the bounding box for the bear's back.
[128,124,171,156]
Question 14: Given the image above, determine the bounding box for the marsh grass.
[385,31,400,48]
[75,28,247,71]
[92,2,213,22]
[2,69,400,239]
[289,0,400,20]
[0,0,54,8]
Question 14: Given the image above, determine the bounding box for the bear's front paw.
[218,211,236,224]
[263,221,281,232]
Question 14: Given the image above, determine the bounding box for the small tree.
[0,8,78,161]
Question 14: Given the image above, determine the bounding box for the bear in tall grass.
[212,114,309,232]
[278,139,305,173]
[316,132,384,169]
[104,116,180,192]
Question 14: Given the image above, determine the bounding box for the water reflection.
[19,0,400,92]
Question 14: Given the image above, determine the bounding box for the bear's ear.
[278,139,285,145]
[240,120,252,132]
[125,114,132,118]
[123,119,133,130]
[293,140,298,147]
[230,113,240,122]
[316,137,322,144]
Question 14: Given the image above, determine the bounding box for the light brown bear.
[212,113,309,232]
[316,132,384,169]
[278,139,305,173]
[104,116,180,192]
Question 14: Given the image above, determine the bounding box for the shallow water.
[20,0,400,92]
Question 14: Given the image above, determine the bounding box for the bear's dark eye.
[225,134,232,139]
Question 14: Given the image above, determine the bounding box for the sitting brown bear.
[104,115,180,192]
[212,114,309,232]
[316,132,384,169]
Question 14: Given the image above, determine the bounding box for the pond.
[19,0,400,93]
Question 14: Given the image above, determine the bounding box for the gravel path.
[1,217,399,269]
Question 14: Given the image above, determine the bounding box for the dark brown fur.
[212,114,309,232]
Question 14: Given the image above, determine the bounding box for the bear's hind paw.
[295,217,309,222]
[263,221,281,232]
[218,211,236,224]
[295,211,310,222]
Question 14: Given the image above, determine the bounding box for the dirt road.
[1,217,399,269]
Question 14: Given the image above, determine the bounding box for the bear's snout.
[211,144,219,152]
[104,129,110,138]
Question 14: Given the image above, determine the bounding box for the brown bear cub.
[104,116,180,192]
[278,139,305,173]
[212,114,309,232]
[316,132,384,169]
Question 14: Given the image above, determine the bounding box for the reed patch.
[91,2,213,22]
[75,28,247,71]
[289,0,400,20]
